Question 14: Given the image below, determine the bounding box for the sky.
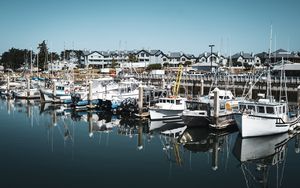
[0,0,299,56]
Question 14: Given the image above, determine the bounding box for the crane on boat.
[172,64,183,97]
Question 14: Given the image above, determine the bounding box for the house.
[80,49,199,69]
[271,49,300,63]
[48,60,77,72]
[198,52,227,66]
[231,52,260,66]
[81,51,111,68]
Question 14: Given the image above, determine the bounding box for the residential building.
[231,52,260,66]
[198,52,227,66]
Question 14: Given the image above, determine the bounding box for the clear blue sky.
[0,0,299,55]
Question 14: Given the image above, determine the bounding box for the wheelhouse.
[238,102,286,116]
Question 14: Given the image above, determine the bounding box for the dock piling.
[88,81,93,106]
[138,85,143,115]
[200,79,204,96]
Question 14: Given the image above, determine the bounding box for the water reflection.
[179,127,237,170]
[233,133,290,188]
[2,98,300,187]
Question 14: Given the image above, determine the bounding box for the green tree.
[1,48,33,70]
[37,40,48,70]
[146,63,161,71]
[48,52,60,62]
[128,53,138,62]
[111,58,118,68]
[163,62,170,67]
[184,61,192,67]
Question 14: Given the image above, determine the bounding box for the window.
[283,106,285,113]
[239,104,246,111]
[224,96,230,99]
[176,100,181,105]
[248,105,255,111]
[266,107,274,114]
[163,58,167,61]
[257,106,265,113]
[141,53,145,57]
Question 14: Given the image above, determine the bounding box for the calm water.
[0,98,300,188]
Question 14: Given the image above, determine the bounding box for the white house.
[198,52,227,66]
[231,52,260,66]
[48,60,77,72]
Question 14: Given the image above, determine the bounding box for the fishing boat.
[149,64,186,121]
[182,88,238,128]
[40,81,73,103]
[234,96,299,137]
[149,96,187,121]
[234,61,300,137]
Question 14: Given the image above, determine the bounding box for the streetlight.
[209,44,215,73]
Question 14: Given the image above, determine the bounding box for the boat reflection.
[233,133,290,188]
[179,127,237,170]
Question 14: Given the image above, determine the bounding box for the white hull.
[149,108,183,121]
[235,114,291,138]
[40,88,71,103]
[13,89,40,99]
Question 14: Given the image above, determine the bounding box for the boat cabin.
[185,101,210,111]
[158,97,185,105]
[238,100,287,116]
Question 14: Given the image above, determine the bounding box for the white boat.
[13,88,40,99]
[40,83,72,103]
[235,60,300,137]
[182,88,238,128]
[234,97,300,137]
[149,96,187,121]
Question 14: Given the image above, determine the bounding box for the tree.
[111,58,118,68]
[48,52,60,62]
[128,53,138,62]
[0,48,33,70]
[163,62,170,67]
[146,63,161,71]
[37,40,48,70]
[184,61,192,67]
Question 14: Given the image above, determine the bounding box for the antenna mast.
[268,24,273,59]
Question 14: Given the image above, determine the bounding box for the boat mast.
[267,24,273,98]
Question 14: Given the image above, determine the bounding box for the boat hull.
[235,113,291,138]
[182,114,210,127]
[149,108,183,121]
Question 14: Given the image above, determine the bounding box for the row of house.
[45,48,300,72]
[80,49,230,68]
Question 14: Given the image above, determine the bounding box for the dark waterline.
[0,98,300,188]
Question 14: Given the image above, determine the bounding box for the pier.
[126,73,300,102]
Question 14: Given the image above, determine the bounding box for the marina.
[1,1,300,187]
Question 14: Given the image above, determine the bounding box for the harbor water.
[1,98,300,188]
